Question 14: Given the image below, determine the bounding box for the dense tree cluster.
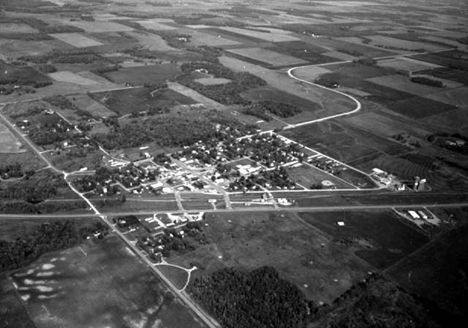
[179,62,266,105]
[410,76,444,87]
[0,220,108,273]
[189,266,314,328]
[0,162,26,179]
[258,100,302,118]
[314,274,443,328]
[94,111,254,150]
[242,104,272,121]
[0,171,66,202]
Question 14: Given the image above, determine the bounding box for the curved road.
[285,65,361,128]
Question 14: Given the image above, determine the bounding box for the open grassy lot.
[91,87,196,116]
[0,150,46,172]
[170,211,370,304]
[287,164,356,190]
[0,120,24,154]
[1,235,206,328]
[102,63,180,85]
[299,210,429,270]
[227,47,307,67]
[281,120,409,165]
[49,33,104,48]
[386,224,468,322]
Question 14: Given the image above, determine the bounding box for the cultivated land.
[1,0,468,327]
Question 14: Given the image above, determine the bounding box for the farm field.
[386,96,457,119]
[226,47,307,67]
[367,74,448,96]
[0,23,39,34]
[365,35,450,52]
[63,20,135,33]
[342,112,432,138]
[423,107,468,135]
[0,60,51,84]
[299,210,429,270]
[0,235,206,328]
[49,33,104,48]
[281,120,409,165]
[310,37,399,58]
[101,63,180,85]
[377,57,443,72]
[66,94,116,118]
[267,41,338,64]
[91,87,196,116]
[425,87,468,108]
[48,71,99,86]
[0,120,24,153]
[218,26,300,42]
[186,30,241,47]
[125,30,178,52]
[169,211,371,304]
[137,19,177,31]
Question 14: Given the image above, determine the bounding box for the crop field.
[299,210,429,270]
[49,33,104,48]
[65,20,135,33]
[0,23,39,34]
[125,30,178,52]
[66,94,116,118]
[218,26,300,42]
[169,211,370,304]
[0,61,51,84]
[227,47,308,67]
[418,67,468,85]
[377,57,442,72]
[387,223,468,320]
[293,66,333,81]
[386,96,457,119]
[137,19,176,30]
[365,35,450,52]
[425,86,468,108]
[281,120,409,165]
[287,164,356,190]
[367,74,446,96]
[187,31,241,47]
[311,37,398,57]
[48,71,99,86]
[102,63,180,84]
[267,41,338,64]
[91,87,196,115]
[0,120,24,153]
[342,112,432,138]
[0,235,206,328]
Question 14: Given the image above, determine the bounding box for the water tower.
[413,176,420,190]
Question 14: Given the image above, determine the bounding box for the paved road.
[2,200,468,219]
